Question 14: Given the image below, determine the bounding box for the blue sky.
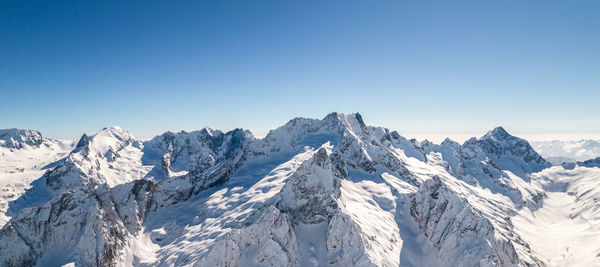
[1,0,599,140]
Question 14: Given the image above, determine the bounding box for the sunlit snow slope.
[513,166,600,266]
[0,114,599,267]
[0,129,74,227]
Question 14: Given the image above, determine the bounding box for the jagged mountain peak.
[0,128,44,149]
[482,126,512,141]
[476,127,543,155]
[279,144,340,224]
[463,126,550,177]
[0,128,42,138]
[44,126,144,193]
[322,112,368,134]
[101,125,124,131]
[311,146,332,167]
[92,126,135,140]
[147,127,252,151]
[279,112,366,132]
[158,127,251,141]
[467,126,526,149]
[441,137,460,146]
[323,112,365,126]
[200,126,214,136]
[261,112,370,150]
[142,126,253,181]
[3,114,594,267]
[577,157,600,168]
[421,126,550,206]
[74,133,90,151]
[68,126,138,158]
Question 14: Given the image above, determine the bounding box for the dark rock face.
[422,126,551,208]
[111,180,155,233]
[75,134,89,149]
[140,128,255,209]
[142,128,253,178]
[0,186,129,267]
[410,176,543,267]
[279,148,342,224]
[0,127,157,267]
[476,127,550,167]
[577,157,600,168]
[1,174,156,267]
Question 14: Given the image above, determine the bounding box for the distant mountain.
[531,139,600,162]
[0,115,598,266]
[0,129,75,228]
[0,129,44,149]
[577,157,600,168]
[543,156,576,165]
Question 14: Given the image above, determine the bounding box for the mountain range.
[1,113,599,266]
[530,140,600,164]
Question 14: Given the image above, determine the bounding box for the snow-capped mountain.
[0,113,598,266]
[0,130,75,228]
[531,139,600,163]
[0,129,44,149]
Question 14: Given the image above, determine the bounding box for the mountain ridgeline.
[0,113,598,266]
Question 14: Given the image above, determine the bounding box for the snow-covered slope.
[0,129,44,149]
[420,127,549,208]
[531,139,600,163]
[513,165,600,266]
[0,129,75,228]
[0,114,598,266]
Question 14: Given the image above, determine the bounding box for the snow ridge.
[0,129,43,149]
[0,115,597,266]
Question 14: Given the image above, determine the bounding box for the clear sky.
[1,0,599,140]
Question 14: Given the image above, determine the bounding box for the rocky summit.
[1,113,599,266]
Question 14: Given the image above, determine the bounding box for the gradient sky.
[1,0,599,140]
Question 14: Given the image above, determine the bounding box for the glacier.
[1,113,599,266]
